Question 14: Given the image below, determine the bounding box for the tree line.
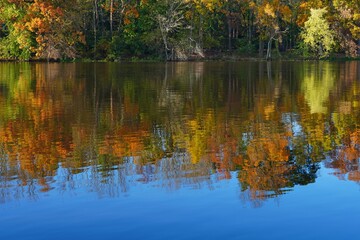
[0,0,359,61]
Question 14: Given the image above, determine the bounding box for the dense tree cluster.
[0,0,359,60]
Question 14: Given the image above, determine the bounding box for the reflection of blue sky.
[1,164,360,240]
[282,113,303,137]
[281,113,303,153]
[242,132,253,146]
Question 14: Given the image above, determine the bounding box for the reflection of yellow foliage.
[302,63,335,113]
[187,110,215,164]
[264,103,275,120]
[338,101,351,114]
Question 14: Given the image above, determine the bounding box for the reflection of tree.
[302,62,337,114]
[0,61,359,205]
[326,112,360,182]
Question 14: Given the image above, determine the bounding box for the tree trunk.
[99,5,105,37]
[259,39,264,57]
[228,19,232,51]
[110,0,113,37]
[199,15,203,51]
[248,11,253,44]
[93,0,98,57]
[158,17,169,61]
[275,41,281,57]
[266,38,272,60]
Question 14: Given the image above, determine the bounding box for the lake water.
[0,61,360,239]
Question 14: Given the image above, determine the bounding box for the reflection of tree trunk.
[163,63,168,89]
[267,61,272,83]
[227,63,232,112]
[275,62,282,99]
[93,64,99,125]
[247,63,254,109]
[159,63,168,108]
[200,66,203,108]
[259,61,264,81]
[110,86,113,123]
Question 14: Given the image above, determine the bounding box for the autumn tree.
[332,0,360,56]
[0,0,32,59]
[250,0,291,58]
[301,8,335,58]
[156,0,189,60]
[0,0,85,60]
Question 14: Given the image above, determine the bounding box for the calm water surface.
[1,61,360,239]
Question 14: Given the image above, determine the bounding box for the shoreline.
[0,53,359,63]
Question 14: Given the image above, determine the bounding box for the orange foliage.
[124,7,139,25]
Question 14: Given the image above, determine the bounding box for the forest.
[0,0,359,61]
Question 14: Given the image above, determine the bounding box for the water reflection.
[0,61,359,204]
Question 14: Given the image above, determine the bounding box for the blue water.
[1,164,360,240]
[1,61,360,239]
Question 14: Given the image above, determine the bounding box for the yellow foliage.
[264,3,275,18]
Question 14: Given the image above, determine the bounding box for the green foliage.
[0,34,20,60]
[107,36,122,61]
[94,39,111,60]
[301,8,336,58]
[236,39,256,55]
[0,30,32,60]
[293,42,312,58]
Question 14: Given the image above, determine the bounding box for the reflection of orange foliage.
[99,124,150,158]
[239,164,291,201]
[1,120,66,182]
[0,65,74,187]
[349,171,360,181]
[328,130,360,182]
[247,136,289,163]
[123,96,139,118]
[235,128,291,200]
[207,136,237,180]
